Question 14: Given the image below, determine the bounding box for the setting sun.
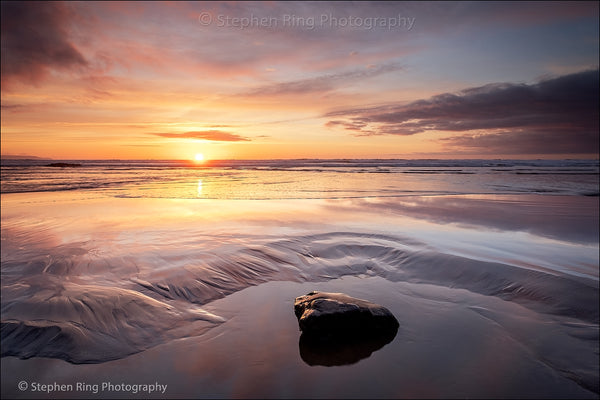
[194,153,204,162]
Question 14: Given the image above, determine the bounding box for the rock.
[294,291,399,366]
[294,291,399,336]
[46,163,82,168]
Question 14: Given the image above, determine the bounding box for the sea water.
[1,159,598,398]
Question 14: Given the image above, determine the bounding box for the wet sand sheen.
[2,277,597,398]
[1,193,598,398]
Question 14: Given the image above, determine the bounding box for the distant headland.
[1,155,51,160]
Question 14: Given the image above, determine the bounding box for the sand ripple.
[1,231,598,368]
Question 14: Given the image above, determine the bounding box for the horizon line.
[2,155,599,162]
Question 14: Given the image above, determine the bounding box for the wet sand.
[2,275,598,399]
[1,193,598,398]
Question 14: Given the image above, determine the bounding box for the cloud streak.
[1,2,87,87]
[325,69,599,154]
[244,63,403,97]
[152,131,250,142]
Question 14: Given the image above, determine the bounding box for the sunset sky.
[1,1,598,160]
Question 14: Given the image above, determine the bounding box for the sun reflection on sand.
[1,190,598,397]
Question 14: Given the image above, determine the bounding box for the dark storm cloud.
[325,69,599,154]
[1,1,87,86]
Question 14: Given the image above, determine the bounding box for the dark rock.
[294,291,399,366]
[46,163,82,168]
[294,291,399,336]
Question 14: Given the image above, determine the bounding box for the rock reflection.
[298,325,398,367]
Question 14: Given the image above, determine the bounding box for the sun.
[194,153,204,162]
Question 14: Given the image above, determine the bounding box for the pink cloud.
[151,130,250,142]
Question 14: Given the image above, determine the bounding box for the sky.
[1,1,598,160]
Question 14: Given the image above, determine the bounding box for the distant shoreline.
[2,155,599,162]
[0,155,51,160]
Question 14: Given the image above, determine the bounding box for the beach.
[1,160,599,398]
[3,1,599,398]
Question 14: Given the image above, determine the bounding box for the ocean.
[2,158,599,198]
[1,159,598,398]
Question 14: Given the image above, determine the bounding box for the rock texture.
[294,291,399,366]
[294,291,399,336]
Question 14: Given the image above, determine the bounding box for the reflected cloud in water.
[347,195,599,245]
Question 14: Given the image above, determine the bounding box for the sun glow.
[194,153,205,162]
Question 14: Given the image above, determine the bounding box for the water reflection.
[298,325,398,367]
[197,179,203,197]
